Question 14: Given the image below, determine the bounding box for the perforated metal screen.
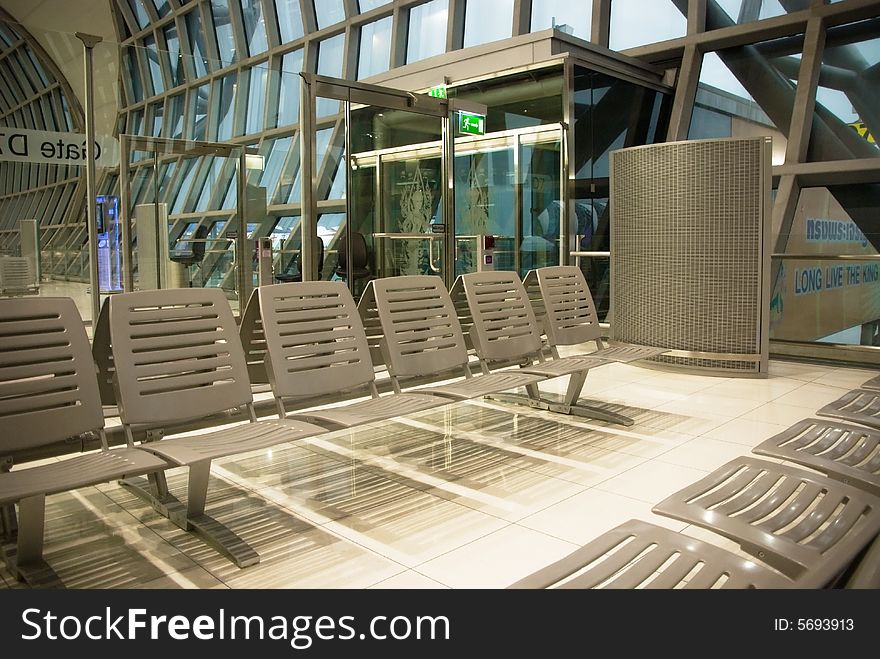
[610,138,770,375]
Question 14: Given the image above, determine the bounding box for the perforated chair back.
[259,281,376,399]
[239,288,269,385]
[461,271,544,364]
[536,265,602,346]
[109,288,253,426]
[0,297,104,452]
[372,276,469,379]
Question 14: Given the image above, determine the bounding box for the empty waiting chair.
[109,288,327,567]
[258,281,445,428]
[652,457,880,587]
[460,271,628,424]
[508,520,794,589]
[818,389,880,431]
[366,275,546,400]
[861,374,880,392]
[533,266,669,363]
[753,419,880,497]
[0,297,168,586]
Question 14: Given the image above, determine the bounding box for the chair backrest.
[293,239,325,279]
[92,297,117,405]
[0,297,104,453]
[109,288,253,427]
[338,231,368,270]
[356,281,391,367]
[461,271,544,364]
[191,224,209,263]
[259,281,376,400]
[372,275,469,379]
[239,288,269,385]
[536,265,602,346]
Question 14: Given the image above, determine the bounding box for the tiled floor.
[1,357,876,589]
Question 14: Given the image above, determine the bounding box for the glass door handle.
[428,236,442,273]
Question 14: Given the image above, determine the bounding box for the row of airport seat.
[0,267,659,586]
[510,377,880,589]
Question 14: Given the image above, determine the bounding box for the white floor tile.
[596,461,710,504]
[416,525,578,589]
[811,368,879,390]
[772,383,853,410]
[368,571,449,589]
[655,393,764,418]
[740,402,818,426]
[702,418,791,448]
[654,437,749,472]
[518,488,686,545]
[698,377,805,401]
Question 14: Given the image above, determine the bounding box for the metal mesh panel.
[610,138,769,375]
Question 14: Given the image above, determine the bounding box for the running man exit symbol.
[458,111,485,136]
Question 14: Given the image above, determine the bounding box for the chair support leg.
[11,495,63,587]
[489,371,635,427]
[172,460,260,569]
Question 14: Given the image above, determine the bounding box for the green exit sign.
[458,111,485,136]
[428,84,447,99]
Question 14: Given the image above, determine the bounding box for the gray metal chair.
[652,457,880,587]
[818,389,880,430]
[753,418,880,497]
[259,281,445,428]
[239,287,270,386]
[92,297,117,406]
[460,271,628,424]
[533,266,669,363]
[508,520,794,589]
[0,297,168,586]
[862,374,880,392]
[109,288,327,567]
[367,275,546,400]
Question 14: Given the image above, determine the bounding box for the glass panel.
[530,0,592,41]
[164,23,186,87]
[712,0,789,25]
[246,65,268,134]
[151,0,171,18]
[275,0,304,42]
[144,34,165,94]
[167,93,185,138]
[463,0,513,48]
[276,49,303,127]
[214,72,238,140]
[185,9,210,78]
[808,21,880,161]
[149,101,163,136]
[317,33,345,117]
[770,185,880,347]
[128,0,150,29]
[359,0,391,11]
[407,0,448,64]
[241,0,269,56]
[357,16,392,79]
[189,82,210,140]
[211,0,239,67]
[689,44,798,166]
[261,136,294,200]
[315,0,345,29]
[609,0,686,50]
[123,45,143,103]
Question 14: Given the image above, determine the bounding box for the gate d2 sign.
[458,111,485,136]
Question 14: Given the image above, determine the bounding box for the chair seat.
[591,343,668,363]
[753,419,880,497]
[818,389,880,430]
[140,419,327,466]
[0,448,168,505]
[862,374,880,392]
[289,393,443,428]
[652,457,880,587]
[518,355,610,378]
[508,520,794,589]
[416,371,544,400]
